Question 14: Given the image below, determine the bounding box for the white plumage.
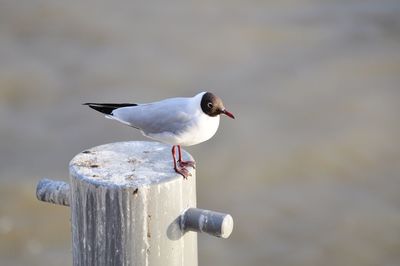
[85,91,234,178]
[108,92,220,146]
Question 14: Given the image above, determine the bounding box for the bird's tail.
[83,103,138,115]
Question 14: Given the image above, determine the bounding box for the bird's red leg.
[177,145,196,169]
[172,145,190,179]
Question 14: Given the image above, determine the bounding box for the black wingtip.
[83,103,138,115]
[84,103,114,115]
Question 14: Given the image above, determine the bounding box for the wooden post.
[36,141,233,266]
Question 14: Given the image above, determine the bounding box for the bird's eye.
[207,102,213,109]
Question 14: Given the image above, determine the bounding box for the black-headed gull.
[84,91,235,178]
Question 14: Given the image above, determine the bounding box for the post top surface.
[69,141,194,187]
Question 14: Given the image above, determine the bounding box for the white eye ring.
[207,102,213,108]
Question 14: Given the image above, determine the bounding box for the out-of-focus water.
[1,0,400,265]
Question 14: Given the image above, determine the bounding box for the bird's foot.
[174,166,192,179]
[178,160,196,169]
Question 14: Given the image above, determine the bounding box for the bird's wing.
[111,97,194,134]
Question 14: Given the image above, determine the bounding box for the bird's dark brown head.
[200,92,235,119]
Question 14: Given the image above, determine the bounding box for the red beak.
[222,109,235,119]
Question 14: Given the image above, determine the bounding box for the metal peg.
[36,178,70,206]
[182,208,234,238]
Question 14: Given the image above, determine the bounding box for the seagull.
[84,92,235,178]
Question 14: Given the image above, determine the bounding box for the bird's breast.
[176,113,220,146]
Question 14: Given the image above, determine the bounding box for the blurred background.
[1,0,400,265]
